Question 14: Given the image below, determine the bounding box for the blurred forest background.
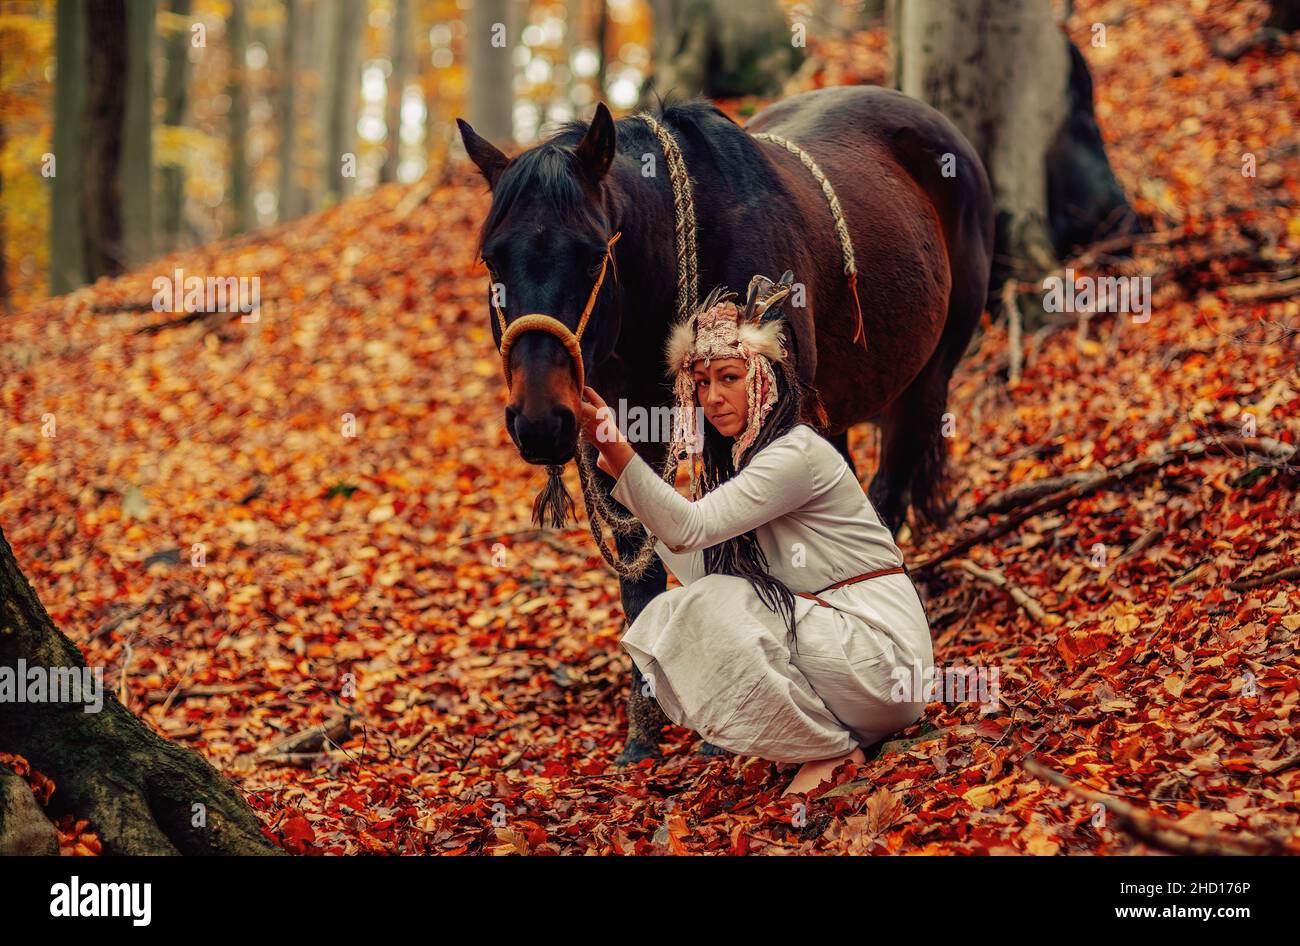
[0,0,877,310]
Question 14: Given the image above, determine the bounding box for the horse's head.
[457,104,622,467]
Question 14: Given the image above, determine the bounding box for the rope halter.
[487,231,623,394]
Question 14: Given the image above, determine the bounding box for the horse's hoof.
[613,741,662,767]
[696,741,733,758]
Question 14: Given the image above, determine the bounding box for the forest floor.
[2,0,1298,854]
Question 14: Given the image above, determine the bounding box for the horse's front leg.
[585,458,671,764]
[612,524,670,765]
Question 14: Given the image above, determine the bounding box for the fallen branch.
[257,715,354,757]
[1223,275,1300,303]
[966,473,1091,519]
[1003,280,1023,388]
[1023,756,1283,855]
[1229,564,1300,592]
[954,559,1061,626]
[915,436,1295,575]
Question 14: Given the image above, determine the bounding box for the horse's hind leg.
[871,262,986,533]
[868,357,953,534]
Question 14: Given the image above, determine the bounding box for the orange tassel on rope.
[847,270,865,347]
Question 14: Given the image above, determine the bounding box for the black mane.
[479,100,790,251]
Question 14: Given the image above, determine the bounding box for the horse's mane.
[480,100,781,240]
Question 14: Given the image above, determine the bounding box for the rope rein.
[750,131,866,347]
[568,112,701,580]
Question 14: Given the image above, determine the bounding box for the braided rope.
[751,131,866,346]
[751,132,856,277]
[638,113,700,320]
[569,113,699,580]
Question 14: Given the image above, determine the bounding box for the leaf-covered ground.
[2,0,1297,855]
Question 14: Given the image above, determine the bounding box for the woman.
[578,275,933,797]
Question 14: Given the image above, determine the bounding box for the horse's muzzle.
[507,404,578,466]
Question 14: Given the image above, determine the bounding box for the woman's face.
[693,357,748,437]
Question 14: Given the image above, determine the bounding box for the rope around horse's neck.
[749,131,866,347]
[571,112,700,580]
[637,113,701,323]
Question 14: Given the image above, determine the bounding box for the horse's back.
[748,85,992,256]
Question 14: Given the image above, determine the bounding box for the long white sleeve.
[654,538,704,585]
[610,427,820,554]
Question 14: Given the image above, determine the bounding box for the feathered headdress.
[664,271,795,498]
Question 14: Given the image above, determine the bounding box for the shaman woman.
[577,274,933,797]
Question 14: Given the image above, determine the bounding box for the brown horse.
[458,86,993,763]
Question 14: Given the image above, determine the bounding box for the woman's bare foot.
[781,746,866,796]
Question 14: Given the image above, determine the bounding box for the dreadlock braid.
[699,349,809,653]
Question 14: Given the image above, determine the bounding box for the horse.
[457,86,994,764]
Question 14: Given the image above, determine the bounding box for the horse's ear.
[575,103,616,182]
[456,118,509,189]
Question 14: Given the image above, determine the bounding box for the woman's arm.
[654,538,704,585]
[610,430,818,553]
[578,386,820,553]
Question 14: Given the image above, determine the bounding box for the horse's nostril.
[505,405,519,436]
[555,407,576,444]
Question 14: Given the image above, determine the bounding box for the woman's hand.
[577,385,618,446]
[579,386,635,480]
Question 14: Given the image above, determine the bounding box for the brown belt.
[795,565,906,609]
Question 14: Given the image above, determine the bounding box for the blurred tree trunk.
[643,0,802,102]
[160,0,193,250]
[122,0,155,267]
[467,0,514,146]
[1,119,8,316]
[278,0,299,222]
[51,0,88,293]
[596,0,609,98]
[382,0,413,183]
[892,0,1136,295]
[84,0,128,279]
[327,0,363,201]
[298,0,326,212]
[228,0,252,233]
[0,528,282,855]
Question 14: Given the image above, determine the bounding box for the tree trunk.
[0,528,281,855]
[122,0,155,267]
[327,0,364,201]
[0,117,8,316]
[228,0,252,233]
[0,764,60,855]
[160,0,193,250]
[382,0,413,183]
[83,0,128,279]
[467,0,514,147]
[51,0,88,294]
[643,0,802,102]
[278,0,299,222]
[893,0,1137,292]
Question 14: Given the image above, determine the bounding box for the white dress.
[610,422,933,763]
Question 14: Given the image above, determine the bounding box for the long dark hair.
[697,332,809,651]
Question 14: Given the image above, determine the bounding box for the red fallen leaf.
[280,815,317,854]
